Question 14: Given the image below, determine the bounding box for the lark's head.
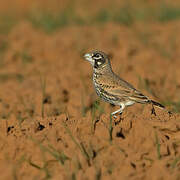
[84,50,111,70]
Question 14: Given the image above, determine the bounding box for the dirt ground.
[0,1,180,180]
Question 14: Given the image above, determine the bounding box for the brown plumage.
[84,50,164,118]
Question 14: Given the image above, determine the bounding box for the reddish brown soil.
[0,1,180,180]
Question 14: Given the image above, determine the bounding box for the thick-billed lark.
[84,50,164,118]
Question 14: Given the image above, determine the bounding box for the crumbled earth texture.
[0,1,180,180]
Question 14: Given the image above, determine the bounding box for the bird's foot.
[111,113,118,119]
[111,112,115,118]
[113,112,123,125]
[111,112,122,119]
[113,115,117,119]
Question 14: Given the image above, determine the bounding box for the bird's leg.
[111,109,122,119]
[111,103,125,119]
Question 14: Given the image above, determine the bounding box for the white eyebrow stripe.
[93,56,102,60]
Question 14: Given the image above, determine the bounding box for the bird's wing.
[103,74,149,103]
[108,87,149,103]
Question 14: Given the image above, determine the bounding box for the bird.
[83,50,165,118]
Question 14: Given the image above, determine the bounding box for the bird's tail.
[149,100,165,109]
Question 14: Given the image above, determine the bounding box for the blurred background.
[1,0,180,30]
[1,0,179,110]
[1,0,180,34]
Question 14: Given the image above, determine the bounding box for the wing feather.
[108,87,149,103]
[96,71,149,103]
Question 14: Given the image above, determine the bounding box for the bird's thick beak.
[84,53,94,65]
